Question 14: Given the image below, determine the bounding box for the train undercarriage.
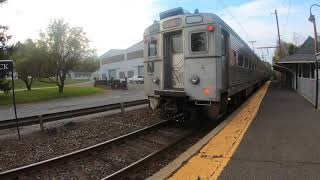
[149,82,263,122]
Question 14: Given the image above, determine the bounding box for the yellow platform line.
[168,81,270,180]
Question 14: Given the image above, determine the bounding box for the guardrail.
[0,99,149,130]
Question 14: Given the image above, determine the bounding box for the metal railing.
[0,99,149,130]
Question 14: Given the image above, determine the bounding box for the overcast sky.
[0,0,319,62]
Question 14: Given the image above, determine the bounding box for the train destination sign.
[0,60,13,72]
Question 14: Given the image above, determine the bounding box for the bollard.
[39,115,44,131]
[120,102,125,114]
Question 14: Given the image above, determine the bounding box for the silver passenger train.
[143,7,271,120]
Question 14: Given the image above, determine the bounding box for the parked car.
[128,75,144,84]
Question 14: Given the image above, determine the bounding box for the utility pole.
[248,40,257,53]
[272,9,282,58]
[309,4,320,109]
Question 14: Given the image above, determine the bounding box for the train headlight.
[191,75,200,84]
[152,77,159,84]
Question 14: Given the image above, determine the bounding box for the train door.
[221,28,229,89]
[164,31,184,89]
[219,28,230,114]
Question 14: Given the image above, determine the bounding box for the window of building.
[148,40,157,57]
[298,64,302,77]
[108,69,116,80]
[311,63,315,79]
[119,72,126,78]
[138,65,144,76]
[191,32,207,52]
[102,73,106,80]
[302,63,310,78]
[128,71,134,78]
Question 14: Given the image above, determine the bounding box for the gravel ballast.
[0,107,160,172]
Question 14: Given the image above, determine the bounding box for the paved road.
[218,83,320,179]
[1,87,146,121]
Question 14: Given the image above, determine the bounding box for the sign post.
[0,60,20,139]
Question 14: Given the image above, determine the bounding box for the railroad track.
[0,99,149,130]
[0,120,193,180]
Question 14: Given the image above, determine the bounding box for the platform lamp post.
[309,3,320,109]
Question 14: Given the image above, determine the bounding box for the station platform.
[151,81,320,179]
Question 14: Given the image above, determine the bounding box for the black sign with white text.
[0,60,13,72]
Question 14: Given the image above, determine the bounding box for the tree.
[273,41,298,63]
[13,39,47,90]
[74,52,99,72]
[39,19,90,93]
[0,25,13,93]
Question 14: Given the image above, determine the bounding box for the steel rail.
[102,128,193,180]
[0,120,169,179]
[0,99,149,130]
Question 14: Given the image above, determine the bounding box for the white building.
[99,41,144,80]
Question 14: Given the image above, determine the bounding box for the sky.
[0,0,319,62]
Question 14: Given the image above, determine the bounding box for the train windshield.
[191,32,207,52]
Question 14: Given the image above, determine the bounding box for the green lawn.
[0,87,105,105]
[14,79,89,89]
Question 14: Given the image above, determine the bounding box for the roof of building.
[126,41,143,53]
[99,41,144,65]
[100,49,125,59]
[278,36,318,64]
[99,41,143,59]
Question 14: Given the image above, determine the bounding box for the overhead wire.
[218,0,251,41]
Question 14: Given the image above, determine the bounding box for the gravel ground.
[0,107,160,172]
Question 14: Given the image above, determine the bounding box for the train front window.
[191,32,207,52]
[148,40,157,57]
[172,34,182,53]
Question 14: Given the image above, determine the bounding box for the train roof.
[144,8,269,69]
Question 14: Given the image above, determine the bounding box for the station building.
[99,41,144,80]
[275,36,320,106]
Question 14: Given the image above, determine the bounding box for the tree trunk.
[58,73,66,93]
[26,84,31,91]
[58,84,64,93]
[23,78,32,91]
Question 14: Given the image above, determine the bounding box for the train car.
[143,7,271,120]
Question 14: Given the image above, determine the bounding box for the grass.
[13,79,89,89]
[0,87,105,105]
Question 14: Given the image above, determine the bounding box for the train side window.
[249,60,252,69]
[191,32,207,52]
[244,57,248,68]
[238,54,244,67]
[221,29,229,56]
[148,40,157,57]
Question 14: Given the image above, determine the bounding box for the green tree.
[74,52,99,72]
[273,41,298,63]
[13,39,47,90]
[0,25,13,93]
[39,19,90,93]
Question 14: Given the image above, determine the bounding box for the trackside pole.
[11,62,21,139]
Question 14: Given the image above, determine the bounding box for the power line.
[248,40,257,52]
[219,0,251,40]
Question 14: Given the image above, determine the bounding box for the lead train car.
[144,8,270,120]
